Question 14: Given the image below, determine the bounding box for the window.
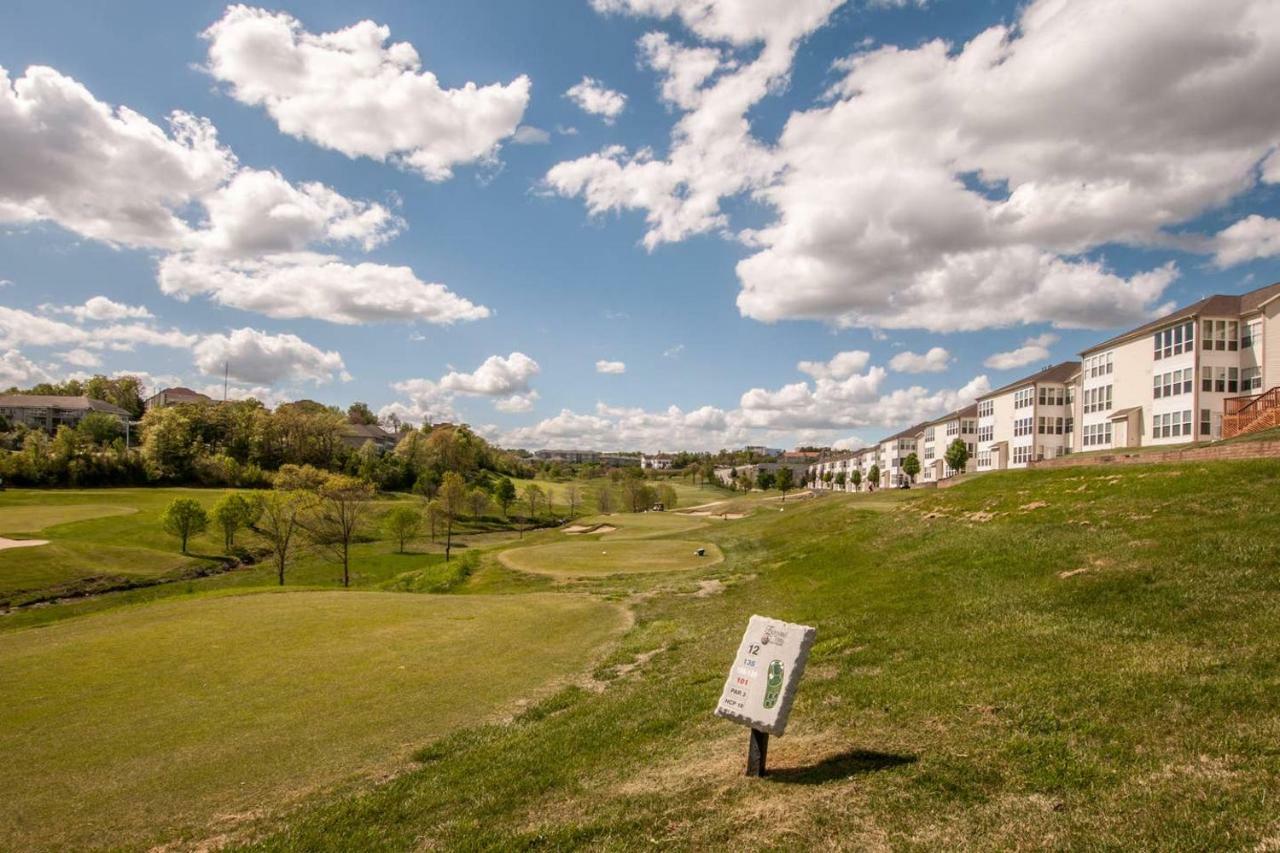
[1203,366,1213,393]
[1154,368,1193,398]
[1038,385,1065,406]
[1204,319,1234,351]
[1086,352,1115,376]
[1244,366,1263,392]
[1154,410,1194,439]
[1014,416,1033,437]
[977,452,992,469]
[1014,387,1034,409]
[977,425,993,443]
[1228,367,1239,394]
[1154,321,1195,359]
[1037,417,1065,435]
[946,420,959,436]
[1215,367,1226,393]
[1083,385,1113,414]
[1082,423,1113,447]
[1012,446,1032,465]
[1243,319,1262,349]
[1201,408,1212,437]
[924,426,935,441]
[1228,321,1238,351]
[978,399,993,417]
[1065,417,1074,434]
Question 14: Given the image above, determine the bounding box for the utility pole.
[223,361,228,402]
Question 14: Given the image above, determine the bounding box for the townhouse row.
[809,280,1280,490]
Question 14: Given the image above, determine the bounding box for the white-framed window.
[1083,385,1113,414]
[1242,319,1262,349]
[1243,366,1263,392]
[1038,385,1066,406]
[1082,422,1113,447]
[1014,416,1033,437]
[1014,387,1034,409]
[1036,416,1064,435]
[1200,408,1213,437]
[946,421,960,436]
[1154,410,1193,439]
[1012,445,1032,465]
[978,425,994,442]
[1203,319,1239,352]
[977,399,994,417]
[961,418,976,433]
[1153,368,1194,398]
[1154,322,1194,360]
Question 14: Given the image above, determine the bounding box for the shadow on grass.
[767,749,917,784]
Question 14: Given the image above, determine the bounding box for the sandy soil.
[0,536,50,551]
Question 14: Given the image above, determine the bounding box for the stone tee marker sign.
[714,614,816,776]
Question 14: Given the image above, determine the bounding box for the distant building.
[340,423,399,453]
[743,445,784,458]
[641,453,675,470]
[916,404,978,483]
[144,387,214,410]
[0,394,131,434]
[976,361,1080,471]
[532,449,641,466]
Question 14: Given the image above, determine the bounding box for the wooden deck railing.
[1223,387,1280,438]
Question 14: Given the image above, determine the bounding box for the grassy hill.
[2,462,1279,849]
[242,461,1280,850]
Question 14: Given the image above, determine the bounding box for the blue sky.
[2,0,1278,451]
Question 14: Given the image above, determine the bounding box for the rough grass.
[236,460,1280,850]
[0,589,626,852]
[500,539,724,577]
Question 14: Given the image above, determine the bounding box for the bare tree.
[596,485,615,514]
[564,484,580,518]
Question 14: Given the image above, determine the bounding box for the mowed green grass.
[244,460,1280,850]
[500,539,723,577]
[0,590,625,851]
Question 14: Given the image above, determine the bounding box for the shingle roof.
[1082,280,1280,356]
[980,361,1081,400]
[341,423,395,440]
[0,394,130,416]
[921,402,978,428]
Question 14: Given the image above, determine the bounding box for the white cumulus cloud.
[595,359,627,374]
[984,333,1059,371]
[193,327,348,385]
[889,347,950,374]
[203,5,530,181]
[565,77,627,123]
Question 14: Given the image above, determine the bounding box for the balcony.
[1223,387,1280,438]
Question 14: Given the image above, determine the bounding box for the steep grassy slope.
[245,461,1280,850]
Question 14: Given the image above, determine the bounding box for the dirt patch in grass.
[0,537,49,551]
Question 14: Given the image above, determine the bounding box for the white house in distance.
[1077,280,1280,448]
[976,361,1080,471]
[874,421,930,488]
[641,453,674,470]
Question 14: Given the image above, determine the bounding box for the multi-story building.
[0,394,131,435]
[1077,280,1280,448]
[873,422,930,488]
[976,361,1080,471]
[917,404,978,483]
[143,387,214,410]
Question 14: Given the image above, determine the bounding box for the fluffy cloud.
[1212,215,1280,268]
[157,252,489,326]
[0,64,234,249]
[565,77,627,123]
[60,348,102,368]
[889,347,950,374]
[595,359,627,374]
[984,333,1059,371]
[193,168,402,257]
[512,125,551,145]
[0,348,53,387]
[203,6,530,181]
[501,402,741,452]
[384,352,541,422]
[797,350,870,380]
[48,296,154,323]
[0,305,196,352]
[192,327,348,385]
[547,0,842,248]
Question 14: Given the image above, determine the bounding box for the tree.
[211,492,260,551]
[426,499,444,542]
[258,490,308,585]
[161,497,208,553]
[76,411,123,445]
[868,464,880,489]
[383,504,423,553]
[522,482,545,523]
[656,483,678,510]
[902,452,921,484]
[851,469,862,491]
[308,474,376,587]
[467,487,490,518]
[347,402,378,425]
[834,471,846,489]
[495,478,517,516]
[439,472,467,561]
[141,407,196,480]
[757,470,776,491]
[596,484,615,514]
[621,469,655,512]
[776,467,794,501]
[564,483,580,518]
[944,438,970,475]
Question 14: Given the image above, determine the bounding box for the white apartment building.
[917,404,978,483]
[1077,281,1280,449]
[976,361,1080,471]
[874,422,930,488]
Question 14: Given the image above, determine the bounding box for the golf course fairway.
[0,590,626,851]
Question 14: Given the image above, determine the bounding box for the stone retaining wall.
[1029,440,1280,469]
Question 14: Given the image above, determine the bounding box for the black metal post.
[746,728,769,777]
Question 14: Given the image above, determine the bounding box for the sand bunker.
[0,536,49,551]
[562,524,618,535]
[595,524,617,534]
[562,525,592,534]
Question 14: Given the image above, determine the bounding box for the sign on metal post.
[714,615,816,776]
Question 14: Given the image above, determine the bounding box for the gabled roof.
[980,361,1081,400]
[921,402,978,428]
[880,420,931,444]
[1082,280,1280,356]
[341,423,395,440]
[0,394,130,416]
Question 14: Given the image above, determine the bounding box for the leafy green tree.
[308,475,376,587]
[656,483,678,510]
[211,492,261,550]
[439,472,468,561]
[258,490,308,585]
[495,478,517,516]
[75,411,123,445]
[346,402,378,425]
[944,438,970,474]
[383,505,423,553]
[902,452,921,484]
[776,467,794,501]
[851,469,862,491]
[141,407,196,480]
[467,487,490,518]
[596,484,615,514]
[756,470,776,491]
[868,464,880,489]
[834,471,846,488]
[426,499,444,542]
[161,497,208,553]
